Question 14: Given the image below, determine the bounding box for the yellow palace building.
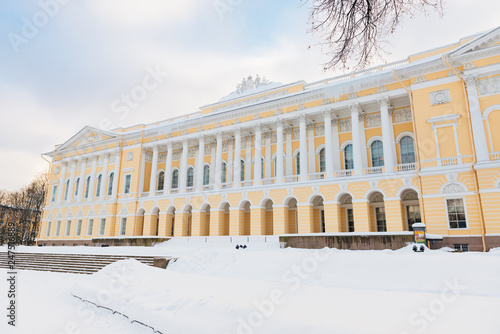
[39,27,500,251]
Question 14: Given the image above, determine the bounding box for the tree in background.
[0,172,48,245]
[306,0,444,71]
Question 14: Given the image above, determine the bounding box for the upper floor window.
[84,176,91,198]
[157,171,165,191]
[344,144,354,170]
[400,136,416,164]
[371,140,384,167]
[124,174,131,194]
[75,178,80,196]
[203,165,210,186]
[107,173,114,196]
[319,148,326,173]
[51,185,57,202]
[447,198,467,229]
[221,163,227,183]
[240,160,245,181]
[187,168,194,187]
[296,153,300,175]
[95,174,102,197]
[172,170,179,189]
[64,180,70,201]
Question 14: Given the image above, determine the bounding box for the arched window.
[240,160,245,181]
[74,178,80,196]
[157,171,165,191]
[296,152,300,175]
[107,173,114,195]
[187,168,194,187]
[203,165,210,186]
[84,176,91,198]
[171,170,179,189]
[344,144,354,170]
[400,136,415,164]
[371,140,384,167]
[221,163,227,183]
[95,174,102,197]
[64,180,70,201]
[319,148,326,172]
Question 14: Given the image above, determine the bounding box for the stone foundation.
[280,233,414,250]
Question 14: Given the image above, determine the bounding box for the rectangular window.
[65,220,71,236]
[375,207,387,232]
[55,220,61,236]
[87,218,94,236]
[347,208,354,232]
[76,219,82,236]
[124,175,131,194]
[454,244,469,252]
[46,221,52,237]
[447,198,467,229]
[320,209,325,233]
[120,217,127,236]
[51,185,57,202]
[99,218,106,236]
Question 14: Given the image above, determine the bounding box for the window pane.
[400,136,415,164]
[371,140,384,167]
[345,144,353,170]
[240,161,245,181]
[108,173,114,195]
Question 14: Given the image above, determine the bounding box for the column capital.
[234,127,241,135]
[377,96,391,109]
[348,103,362,114]
[464,74,478,88]
[263,130,272,139]
[322,108,334,119]
[306,122,315,131]
[253,123,262,132]
[196,134,206,142]
[275,118,284,128]
[285,125,293,135]
[331,115,340,126]
[182,138,189,146]
[298,113,307,123]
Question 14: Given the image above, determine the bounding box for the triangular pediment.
[56,126,118,152]
[450,26,500,57]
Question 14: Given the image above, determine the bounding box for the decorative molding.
[316,124,325,136]
[394,108,412,124]
[145,151,153,163]
[339,119,352,133]
[463,62,476,70]
[348,92,358,99]
[371,193,384,203]
[274,109,283,115]
[293,128,300,140]
[377,85,387,93]
[430,89,451,105]
[402,191,419,201]
[442,183,466,194]
[478,76,500,96]
[322,98,331,105]
[365,113,381,128]
[158,153,167,163]
[126,152,134,161]
[298,113,307,123]
[297,104,305,111]
[414,75,427,83]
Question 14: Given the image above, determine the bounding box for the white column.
[149,146,159,197]
[227,138,233,185]
[139,148,146,195]
[285,127,293,177]
[298,113,308,181]
[56,161,68,205]
[323,110,334,178]
[215,131,223,189]
[164,142,173,192]
[350,104,364,176]
[254,124,262,185]
[112,151,120,199]
[180,139,188,192]
[276,119,284,183]
[264,131,272,179]
[378,97,396,173]
[307,123,316,174]
[99,154,109,200]
[66,160,76,203]
[332,116,342,171]
[465,76,490,162]
[87,156,98,200]
[233,128,242,187]
[210,141,216,185]
[245,135,252,182]
[77,158,86,201]
[196,137,205,191]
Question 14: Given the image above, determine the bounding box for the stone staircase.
[0,252,172,275]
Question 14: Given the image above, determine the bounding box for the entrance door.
[375,207,387,232]
[406,205,421,231]
[320,209,325,233]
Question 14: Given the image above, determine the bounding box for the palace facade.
[39,27,500,251]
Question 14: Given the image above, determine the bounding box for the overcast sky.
[1,0,499,191]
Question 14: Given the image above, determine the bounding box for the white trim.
[397,186,420,198]
[422,191,475,199]
[482,104,500,120]
[365,189,386,201]
[315,144,326,154]
[340,140,353,151]
[283,196,299,207]
[444,197,469,231]
[395,132,415,144]
[366,136,383,148]
[440,181,468,194]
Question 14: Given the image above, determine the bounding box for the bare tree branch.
[305,0,444,71]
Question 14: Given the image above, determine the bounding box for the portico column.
[66,159,76,203]
[254,124,262,185]
[245,135,252,182]
[264,131,272,179]
[227,138,233,185]
[164,142,173,193]
[275,119,284,184]
[180,139,188,192]
[56,161,68,204]
[323,110,334,178]
[87,156,98,201]
[139,148,146,195]
[298,113,308,181]
[350,104,365,176]
[196,136,205,191]
[331,116,342,171]
[285,127,293,177]
[149,146,159,196]
[215,131,223,189]
[307,123,316,174]
[111,151,120,198]
[465,75,490,162]
[233,128,242,187]
[99,154,109,200]
[378,97,396,173]
[210,141,216,185]
[77,158,86,201]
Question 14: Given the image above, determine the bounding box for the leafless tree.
[306,0,444,71]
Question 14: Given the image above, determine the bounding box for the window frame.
[344,144,354,170]
[124,174,132,194]
[65,220,71,236]
[51,185,57,202]
[107,172,114,196]
[445,197,468,230]
[370,140,384,168]
[400,135,416,164]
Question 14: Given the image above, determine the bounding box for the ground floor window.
[375,207,387,232]
[120,218,127,236]
[406,205,421,231]
[447,198,467,229]
[87,218,94,236]
[99,218,106,236]
[347,208,354,232]
[76,219,82,236]
[454,244,469,252]
[55,221,61,236]
[46,221,51,236]
[320,209,325,233]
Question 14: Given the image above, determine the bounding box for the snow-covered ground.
[2,239,500,334]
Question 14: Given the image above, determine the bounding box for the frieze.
[339,119,352,133]
[394,108,412,124]
[478,76,500,96]
[365,113,381,128]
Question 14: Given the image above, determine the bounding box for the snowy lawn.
[2,240,500,334]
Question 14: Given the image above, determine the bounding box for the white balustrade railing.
[490,152,500,161]
[309,172,326,180]
[261,178,275,185]
[241,181,253,187]
[396,163,416,172]
[365,167,384,175]
[221,182,233,189]
[284,176,299,183]
[186,187,195,193]
[170,189,179,194]
[334,170,353,178]
[140,192,149,198]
